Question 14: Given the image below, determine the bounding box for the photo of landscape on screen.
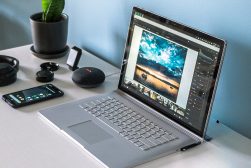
[134,30,187,102]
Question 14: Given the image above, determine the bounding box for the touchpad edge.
[68,120,113,145]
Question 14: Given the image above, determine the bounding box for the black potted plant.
[30,0,68,59]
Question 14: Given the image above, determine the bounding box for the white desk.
[0,45,251,168]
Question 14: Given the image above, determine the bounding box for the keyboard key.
[128,131,137,136]
[129,138,139,144]
[125,135,134,140]
[152,133,161,139]
[139,138,154,148]
[149,129,156,135]
[144,120,151,126]
[110,118,119,123]
[134,114,142,120]
[138,129,146,135]
[140,145,149,150]
[156,137,168,144]
[107,115,114,120]
[146,136,160,146]
[129,118,136,123]
[120,131,129,137]
[97,116,123,134]
[120,117,127,122]
[103,113,109,117]
[130,112,137,117]
[124,115,132,120]
[165,129,172,134]
[103,106,110,111]
[141,132,151,138]
[124,127,132,132]
[144,126,151,132]
[117,114,123,119]
[93,112,101,117]
[99,110,106,115]
[119,124,127,129]
[153,126,160,132]
[113,121,121,126]
[158,129,165,135]
[132,126,141,132]
[138,117,146,123]
[125,120,132,125]
[139,124,146,129]
[117,109,124,114]
[134,120,141,126]
[128,122,137,129]
[133,133,141,139]
[162,134,173,141]
[135,141,144,147]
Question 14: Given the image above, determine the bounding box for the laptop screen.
[119,7,226,137]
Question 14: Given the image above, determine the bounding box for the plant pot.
[30,12,68,58]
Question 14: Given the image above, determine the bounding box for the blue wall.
[1,0,250,138]
[65,0,251,139]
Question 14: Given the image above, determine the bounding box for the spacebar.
[96,116,123,134]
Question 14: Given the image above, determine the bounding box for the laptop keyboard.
[79,96,178,151]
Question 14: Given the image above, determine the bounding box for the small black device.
[0,55,19,87]
[36,70,54,83]
[36,62,59,83]
[72,67,105,88]
[67,46,82,71]
[2,84,64,108]
[40,62,60,71]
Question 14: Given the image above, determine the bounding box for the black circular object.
[0,63,13,74]
[72,67,105,88]
[36,70,54,83]
[0,55,19,87]
[40,62,60,71]
[30,45,70,59]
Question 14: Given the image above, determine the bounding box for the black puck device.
[36,62,59,83]
[72,67,105,88]
[36,70,54,83]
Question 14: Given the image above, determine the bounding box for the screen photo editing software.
[121,12,221,132]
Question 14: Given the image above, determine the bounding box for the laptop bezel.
[118,7,226,138]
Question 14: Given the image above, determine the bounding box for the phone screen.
[2,84,64,108]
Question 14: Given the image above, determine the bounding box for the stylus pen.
[180,141,201,151]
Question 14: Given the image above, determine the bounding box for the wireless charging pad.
[40,62,60,71]
[36,70,54,83]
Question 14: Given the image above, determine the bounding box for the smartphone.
[2,84,64,108]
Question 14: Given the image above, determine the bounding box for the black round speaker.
[72,67,105,88]
[0,55,19,87]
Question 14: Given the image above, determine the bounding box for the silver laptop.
[39,7,226,168]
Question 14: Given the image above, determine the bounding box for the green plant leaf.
[42,0,51,12]
[43,0,65,22]
[42,0,51,21]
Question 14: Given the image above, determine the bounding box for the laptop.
[39,7,226,168]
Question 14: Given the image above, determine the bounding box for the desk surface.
[0,45,251,168]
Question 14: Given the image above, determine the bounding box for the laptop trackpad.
[68,120,112,145]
